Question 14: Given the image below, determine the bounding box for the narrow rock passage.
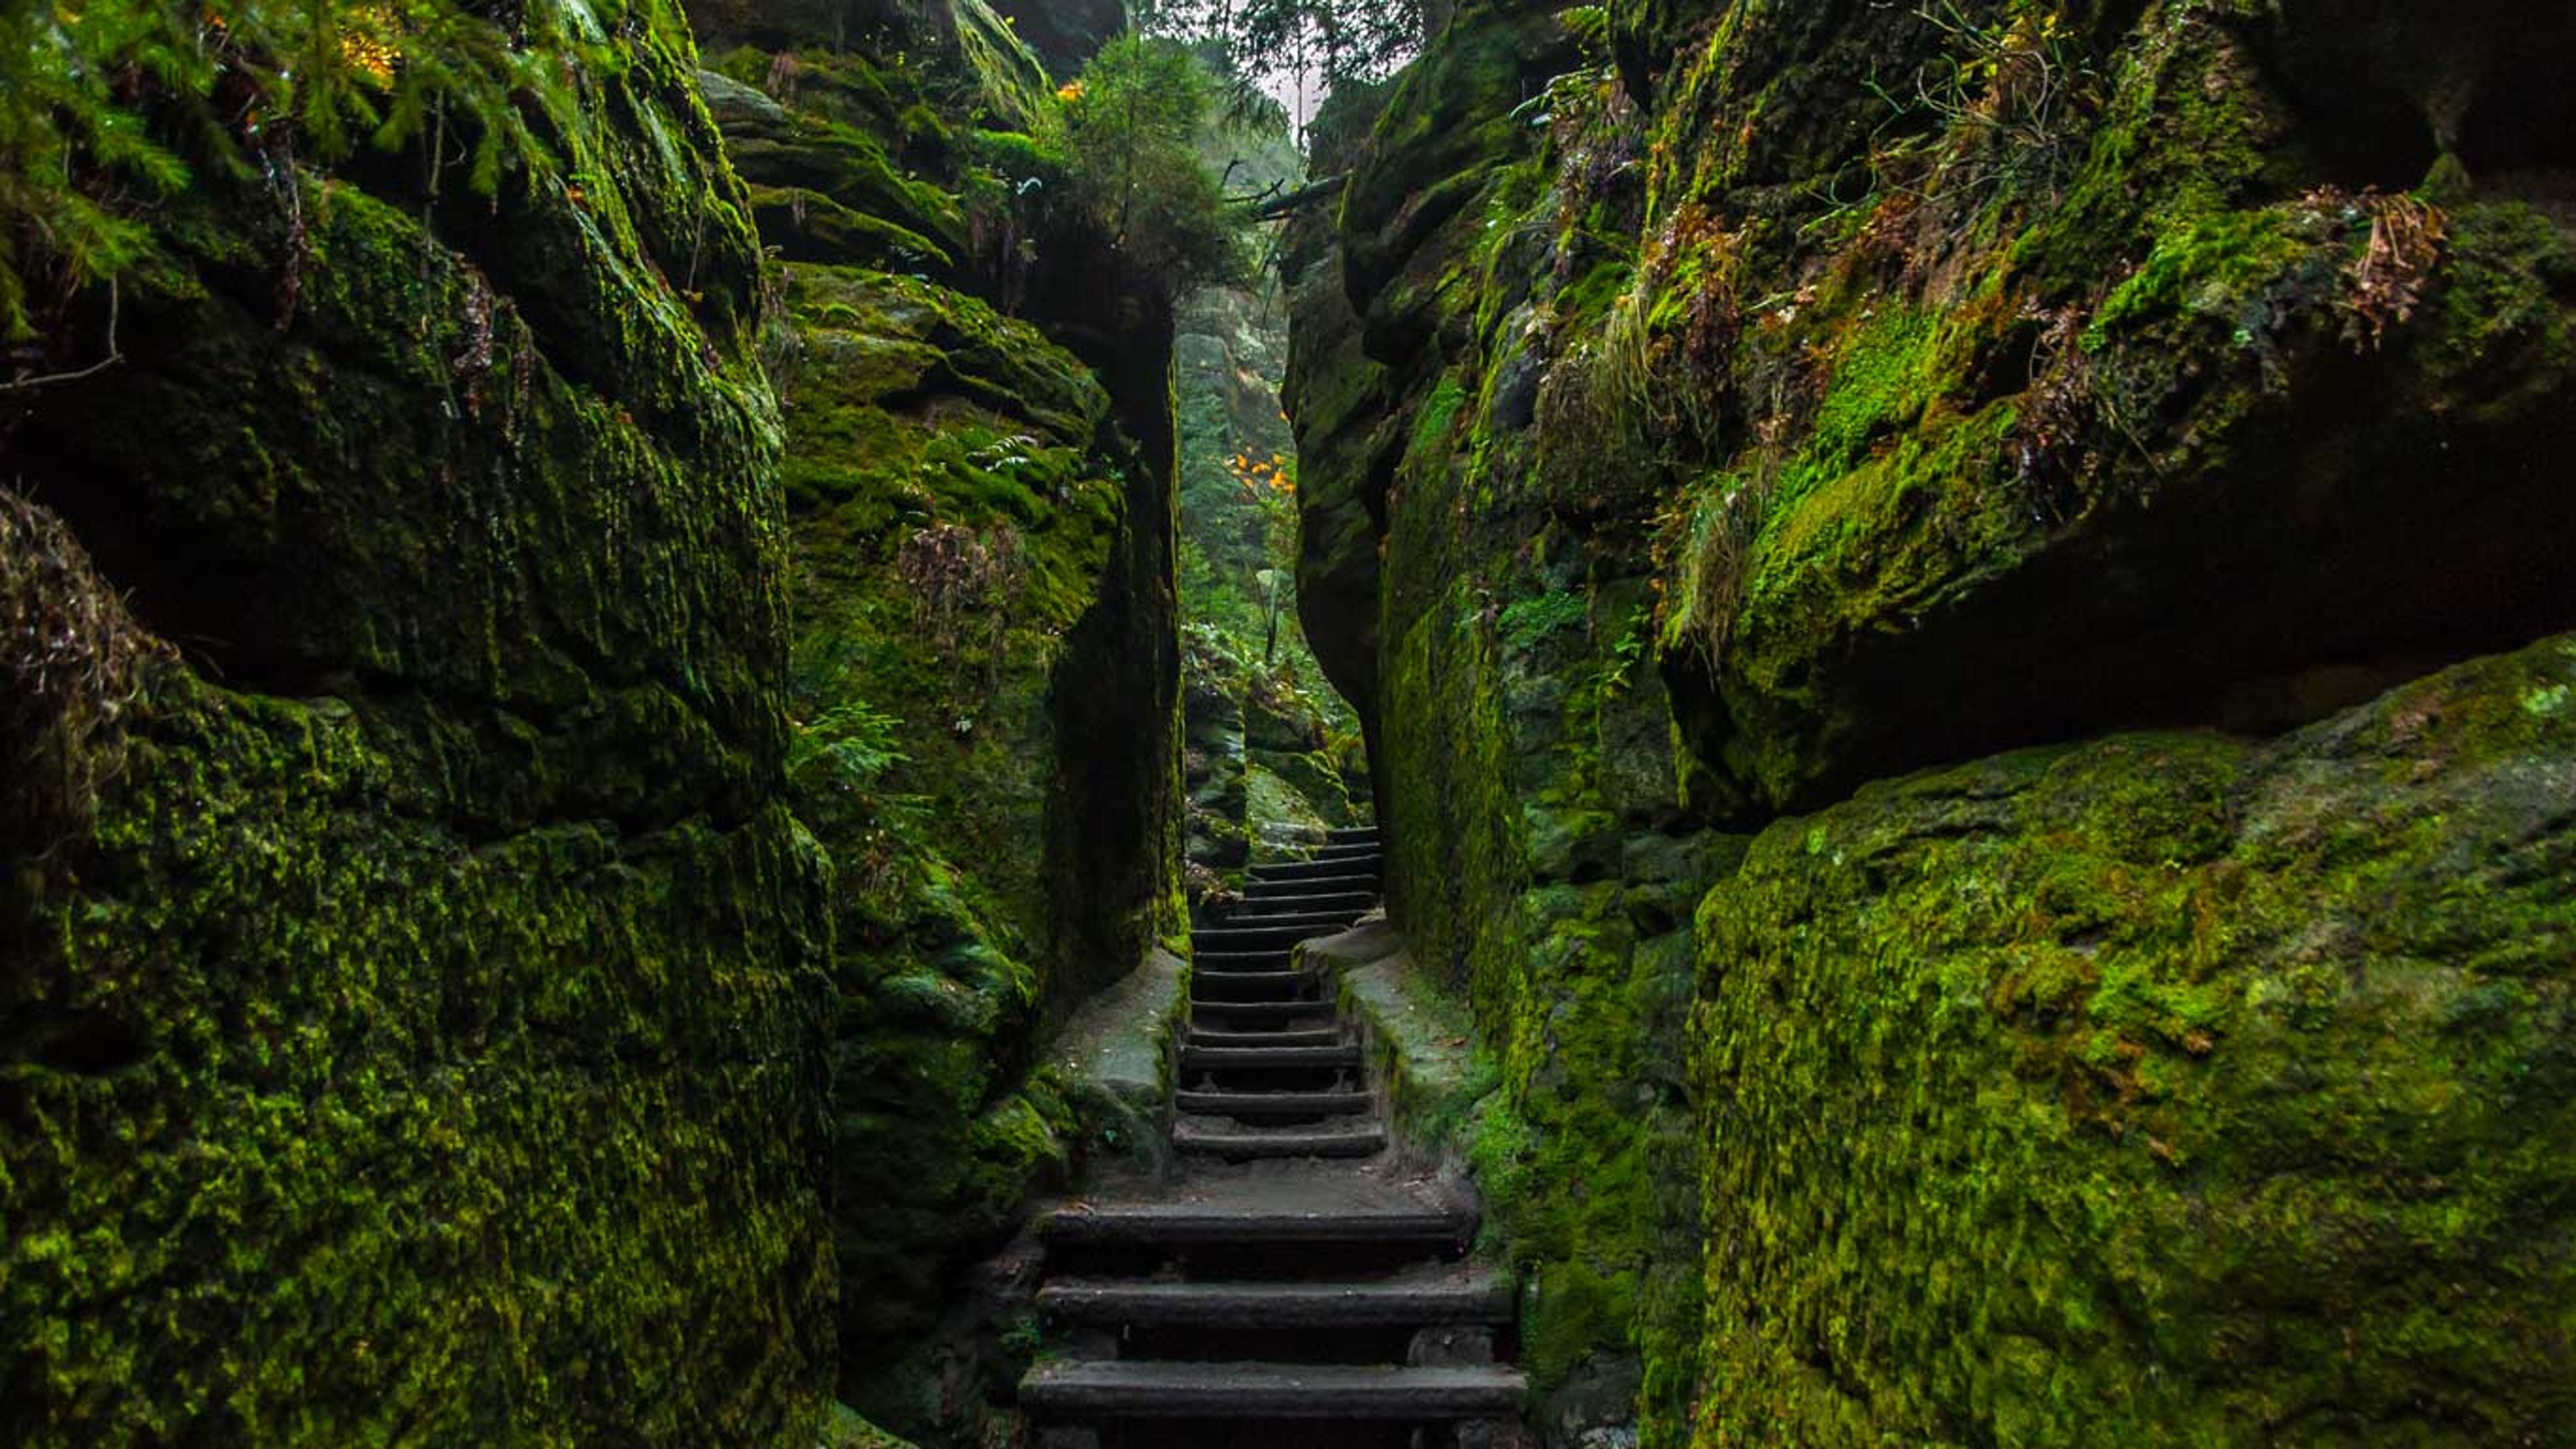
[1020,826,1527,1447]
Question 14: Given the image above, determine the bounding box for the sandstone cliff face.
[1178,272,1370,885]
[690,0,1185,1435]
[1,3,833,1443]
[1285,0,2576,1442]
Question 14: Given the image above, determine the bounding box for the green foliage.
[1138,0,1424,89]
[791,702,907,780]
[1498,590,1587,650]
[1856,1,2103,216]
[1053,36,1246,297]
[0,0,580,345]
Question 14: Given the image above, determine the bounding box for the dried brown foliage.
[2343,190,2447,350]
[2,486,172,854]
[895,521,1026,697]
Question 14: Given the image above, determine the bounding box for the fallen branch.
[1236,173,1347,220]
[1,280,123,393]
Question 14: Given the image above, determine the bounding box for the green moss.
[3,3,830,1427]
[1410,376,1470,459]
[720,18,1183,1434]
[1690,637,2576,1444]
[2087,206,2318,345]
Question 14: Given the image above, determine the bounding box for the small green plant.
[1661,414,1787,676]
[788,698,930,905]
[1498,590,1588,651]
[788,700,910,795]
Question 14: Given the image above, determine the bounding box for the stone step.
[1181,1044,1360,1074]
[1280,850,1383,874]
[1039,1199,1473,1252]
[1215,908,1368,933]
[1250,857,1382,885]
[1326,825,1382,845]
[1199,923,1347,952]
[1183,999,1334,1023]
[1039,1267,1511,1330]
[1226,891,1377,918]
[1176,1122,1389,1159]
[1186,1026,1344,1049]
[1018,1360,1524,1419]
[1195,949,1293,969]
[1174,1089,1373,1120]
[1242,873,1381,900]
[1190,970,1321,1004]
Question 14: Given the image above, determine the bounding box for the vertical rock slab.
[0,3,834,1444]
[690,0,1187,1434]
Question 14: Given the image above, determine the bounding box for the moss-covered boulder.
[1693,633,2576,1443]
[1,2,833,1444]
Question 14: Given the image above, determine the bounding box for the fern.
[790,702,912,794]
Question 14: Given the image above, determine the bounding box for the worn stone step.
[1199,923,1348,952]
[1039,1198,1472,1252]
[1243,873,1381,900]
[1227,891,1377,918]
[1018,1360,1524,1419]
[1250,857,1382,885]
[1181,1044,1360,1074]
[1174,1089,1373,1119]
[1039,1267,1511,1330]
[1195,949,1294,969]
[1326,826,1382,845]
[1184,999,1334,1023]
[1273,853,1381,878]
[1177,1121,1387,1159]
[1190,971,1321,1003]
[1216,908,1368,933]
[1186,1026,1344,1049]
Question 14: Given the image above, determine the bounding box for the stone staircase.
[1019,824,1527,1447]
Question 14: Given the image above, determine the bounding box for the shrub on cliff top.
[1053,36,1247,298]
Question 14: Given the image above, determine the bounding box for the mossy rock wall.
[1694,636,2576,1444]
[1,2,835,1444]
[1287,0,2576,1443]
[1287,7,1723,1441]
[688,1,1185,1436]
[1615,0,2576,814]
